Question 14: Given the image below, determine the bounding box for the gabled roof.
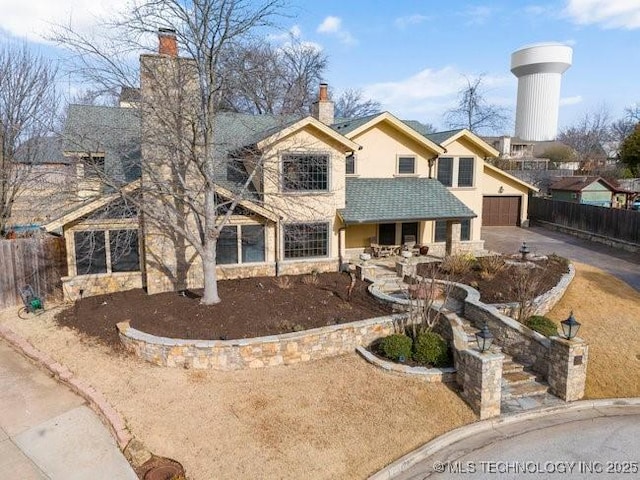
[43,180,142,232]
[550,176,615,192]
[15,136,68,165]
[484,163,539,192]
[256,116,359,152]
[340,177,476,225]
[331,112,445,155]
[427,129,500,158]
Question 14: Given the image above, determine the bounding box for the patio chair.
[369,236,381,257]
[403,235,421,255]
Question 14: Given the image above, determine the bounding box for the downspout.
[338,226,346,268]
[275,219,281,276]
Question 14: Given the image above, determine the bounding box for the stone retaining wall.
[355,346,456,383]
[117,313,406,370]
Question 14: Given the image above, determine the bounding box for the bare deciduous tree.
[444,74,508,135]
[557,106,611,172]
[333,88,381,119]
[218,39,327,115]
[0,43,58,234]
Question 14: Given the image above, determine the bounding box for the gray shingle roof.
[424,129,464,145]
[341,177,476,224]
[331,113,380,135]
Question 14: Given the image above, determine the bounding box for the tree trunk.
[201,186,221,305]
[201,249,221,304]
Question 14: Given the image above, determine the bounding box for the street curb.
[0,324,133,450]
[368,397,640,480]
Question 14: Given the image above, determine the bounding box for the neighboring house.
[549,176,616,207]
[9,136,76,229]
[44,30,537,301]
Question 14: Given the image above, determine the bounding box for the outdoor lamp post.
[519,241,530,261]
[560,311,581,340]
[475,323,494,353]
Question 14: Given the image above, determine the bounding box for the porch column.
[338,227,346,265]
[445,220,461,255]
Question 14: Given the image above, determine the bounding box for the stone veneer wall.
[276,258,341,276]
[62,272,143,301]
[117,313,405,370]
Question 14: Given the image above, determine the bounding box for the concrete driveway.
[482,226,640,291]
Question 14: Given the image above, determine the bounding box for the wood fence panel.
[0,237,67,309]
[529,197,640,245]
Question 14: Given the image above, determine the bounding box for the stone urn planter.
[401,250,413,260]
[359,253,372,263]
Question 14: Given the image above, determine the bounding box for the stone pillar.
[458,349,504,419]
[445,220,462,255]
[547,336,588,401]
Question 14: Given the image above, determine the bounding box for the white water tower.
[511,43,573,141]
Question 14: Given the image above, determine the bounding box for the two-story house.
[45,30,536,301]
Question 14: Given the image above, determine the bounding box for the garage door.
[482,196,521,226]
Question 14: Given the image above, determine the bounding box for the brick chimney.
[158,28,177,56]
[312,82,334,125]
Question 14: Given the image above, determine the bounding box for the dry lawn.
[547,262,640,399]
[0,307,475,480]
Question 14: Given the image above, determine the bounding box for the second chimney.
[312,83,334,125]
[158,28,177,56]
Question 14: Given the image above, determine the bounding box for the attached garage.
[482,196,521,226]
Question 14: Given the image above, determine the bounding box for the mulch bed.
[55,272,392,349]
[416,255,569,304]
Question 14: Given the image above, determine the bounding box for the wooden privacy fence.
[0,237,67,309]
[529,197,640,245]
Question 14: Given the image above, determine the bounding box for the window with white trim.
[283,153,329,191]
[397,156,416,175]
[283,223,328,259]
[437,157,453,186]
[458,157,474,187]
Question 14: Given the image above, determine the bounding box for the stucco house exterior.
[44,30,537,301]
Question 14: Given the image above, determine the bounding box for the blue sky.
[1,0,639,133]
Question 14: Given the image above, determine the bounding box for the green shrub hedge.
[526,315,558,337]
[379,334,412,362]
[413,331,450,367]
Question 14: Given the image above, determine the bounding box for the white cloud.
[560,95,583,106]
[565,0,640,29]
[316,15,356,45]
[394,14,431,29]
[463,5,494,25]
[362,67,512,123]
[0,0,130,42]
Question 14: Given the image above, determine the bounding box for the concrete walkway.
[0,339,137,479]
[482,226,640,291]
[371,399,640,480]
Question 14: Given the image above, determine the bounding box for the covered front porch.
[339,177,483,261]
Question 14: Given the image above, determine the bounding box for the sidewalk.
[0,339,137,479]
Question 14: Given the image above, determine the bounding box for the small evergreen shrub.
[379,334,412,362]
[413,331,450,367]
[526,315,558,337]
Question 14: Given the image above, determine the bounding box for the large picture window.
[74,229,139,275]
[283,223,328,259]
[283,153,329,191]
[458,157,474,187]
[437,157,453,186]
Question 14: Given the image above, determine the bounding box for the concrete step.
[502,381,549,400]
[502,370,537,386]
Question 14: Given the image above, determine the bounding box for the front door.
[401,222,419,244]
[378,223,396,245]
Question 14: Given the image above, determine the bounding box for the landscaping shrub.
[477,255,506,280]
[440,253,475,275]
[526,315,558,337]
[413,331,450,367]
[379,334,412,362]
[548,253,570,273]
